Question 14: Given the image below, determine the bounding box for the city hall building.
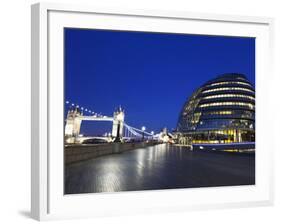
[176,73,255,145]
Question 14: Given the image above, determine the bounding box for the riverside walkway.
[65,143,255,194]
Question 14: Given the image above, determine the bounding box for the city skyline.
[64,28,255,136]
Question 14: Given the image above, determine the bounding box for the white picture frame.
[31,2,274,221]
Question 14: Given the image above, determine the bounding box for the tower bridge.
[64,103,169,144]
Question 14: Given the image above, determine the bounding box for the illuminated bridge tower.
[112,107,125,141]
[64,106,125,143]
[65,107,82,142]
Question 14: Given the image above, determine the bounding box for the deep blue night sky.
[65,28,255,136]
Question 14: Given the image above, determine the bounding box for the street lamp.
[141,126,146,141]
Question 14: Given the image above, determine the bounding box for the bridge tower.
[65,107,82,143]
[112,107,125,141]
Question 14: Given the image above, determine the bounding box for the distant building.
[177,73,255,145]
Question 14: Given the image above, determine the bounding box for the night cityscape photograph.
[64,28,255,194]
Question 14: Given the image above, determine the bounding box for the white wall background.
[0,0,279,223]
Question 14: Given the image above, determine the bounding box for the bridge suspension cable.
[123,123,155,139]
[65,100,105,117]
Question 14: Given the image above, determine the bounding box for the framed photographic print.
[31,2,274,221]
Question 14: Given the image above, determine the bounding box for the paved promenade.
[65,144,255,194]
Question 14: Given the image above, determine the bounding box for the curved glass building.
[177,73,255,145]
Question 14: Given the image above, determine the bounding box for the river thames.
[65,144,255,194]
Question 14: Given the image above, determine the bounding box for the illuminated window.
[202,87,254,94]
[203,94,254,100]
[204,111,233,115]
[199,102,254,109]
[191,112,201,124]
[207,81,252,87]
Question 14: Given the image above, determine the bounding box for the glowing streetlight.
[141,126,146,131]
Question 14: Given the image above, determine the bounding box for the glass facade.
[177,74,255,144]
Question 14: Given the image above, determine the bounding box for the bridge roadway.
[64,144,255,194]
